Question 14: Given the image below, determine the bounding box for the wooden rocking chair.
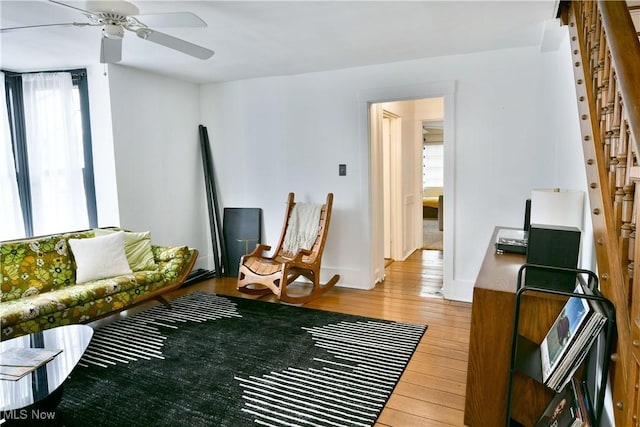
[237,193,340,304]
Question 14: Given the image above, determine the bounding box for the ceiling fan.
[0,0,215,64]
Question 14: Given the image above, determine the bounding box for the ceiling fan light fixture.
[86,0,139,17]
[103,24,124,39]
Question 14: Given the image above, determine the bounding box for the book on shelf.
[534,378,591,427]
[538,283,607,392]
[0,347,63,381]
[574,379,593,426]
[539,285,590,383]
[547,296,607,391]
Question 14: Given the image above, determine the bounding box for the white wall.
[104,65,210,267]
[90,31,584,302]
[541,33,594,271]
[415,98,445,122]
[199,40,584,301]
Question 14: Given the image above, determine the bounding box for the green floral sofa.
[1,228,198,340]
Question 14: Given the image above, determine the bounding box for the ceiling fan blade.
[0,22,91,32]
[136,29,214,60]
[100,37,122,63]
[48,0,94,15]
[134,12,207,28]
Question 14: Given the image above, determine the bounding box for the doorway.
[369,97,446,295]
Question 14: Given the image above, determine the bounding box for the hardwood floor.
[167,249,471,426]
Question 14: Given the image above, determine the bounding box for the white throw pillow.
[69,231,133,283]
[93,228,158,272]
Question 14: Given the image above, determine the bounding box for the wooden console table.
[464,227,564,426]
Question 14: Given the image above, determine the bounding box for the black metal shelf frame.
[505,264,616,426]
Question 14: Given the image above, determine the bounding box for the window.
[422,143,444,188]
[2,69,97,240]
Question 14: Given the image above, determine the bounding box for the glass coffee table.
[0,324,93,421]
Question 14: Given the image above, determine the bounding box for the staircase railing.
[567,1,640,425]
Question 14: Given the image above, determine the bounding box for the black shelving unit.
[505,264,616,426]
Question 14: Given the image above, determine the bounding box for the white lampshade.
[530,188,585,230]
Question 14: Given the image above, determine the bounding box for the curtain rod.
[1,69,86,78]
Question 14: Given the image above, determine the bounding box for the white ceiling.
[0,0,560,84]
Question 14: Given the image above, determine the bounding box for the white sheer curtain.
[1,72,26,240]
[22,72,89,235]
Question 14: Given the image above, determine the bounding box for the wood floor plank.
[393,382,466,410]
[406,360,467,383]
[415,342,468,362]
[408,351,469,371]
[400,370,467,396]
[384,394,465,425]
[376,407,453,427]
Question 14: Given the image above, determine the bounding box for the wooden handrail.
[598,3,640,425]
[599,0,640,150]
[568,1,640,425]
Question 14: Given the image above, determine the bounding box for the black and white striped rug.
[57,292,427,427]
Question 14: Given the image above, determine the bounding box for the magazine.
[546,312,606,391]
[539,286,591,383]
[0,347,63,381]
[534,379,585,427]
[546,285,608,391]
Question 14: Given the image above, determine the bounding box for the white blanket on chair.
[282,202,322,255]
